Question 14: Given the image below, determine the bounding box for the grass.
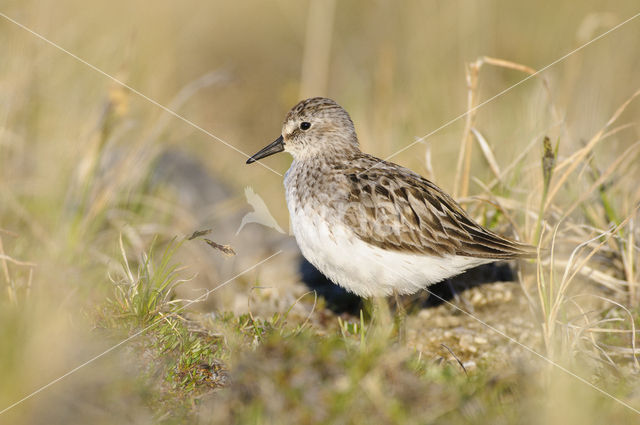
[1,1,640,424]
[88,229,639,423]
[100,243,527,424]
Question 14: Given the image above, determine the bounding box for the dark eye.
[300,122,311,130]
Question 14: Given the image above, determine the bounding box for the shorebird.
[246,97,535,297]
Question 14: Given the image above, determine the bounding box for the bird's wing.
[338,155,536,259]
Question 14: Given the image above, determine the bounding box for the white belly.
[288,203,491,298]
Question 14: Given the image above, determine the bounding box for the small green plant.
[337,309,367,348]
[108,235,188,327]
[99,236,228,418]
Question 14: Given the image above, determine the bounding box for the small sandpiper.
[247,97,535,298]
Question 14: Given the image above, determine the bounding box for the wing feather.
[339,155,536,259]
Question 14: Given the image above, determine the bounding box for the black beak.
[246,135,284,164]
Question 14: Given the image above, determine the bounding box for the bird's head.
[246,97,359,164]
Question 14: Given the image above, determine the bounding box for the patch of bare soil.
[406,281,542,368]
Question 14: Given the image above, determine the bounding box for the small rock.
[470,291,484,305]
[418,309,432,319]
[459,334,477,353]
[462,360,477,371]
[474,336,488,345]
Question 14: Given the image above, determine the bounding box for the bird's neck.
[293,144,360,165]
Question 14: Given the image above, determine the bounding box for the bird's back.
[290,152,536,261]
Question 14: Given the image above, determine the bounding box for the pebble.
[459,334,477,353]
[474,336,488,345]
[463,360,477,371]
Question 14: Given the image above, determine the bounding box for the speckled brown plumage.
[339,154,533,259]
[285,148,534,260]
[247,97,536,297]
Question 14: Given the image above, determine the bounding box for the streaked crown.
[281,97,359,160]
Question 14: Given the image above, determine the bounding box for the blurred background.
[1,0,639,423]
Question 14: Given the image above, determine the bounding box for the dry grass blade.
[297,290,318,333]
[119,233,135,283]
[559,141,640,222]
[626,218,637,305]
[453,60,480,198]
[299,0,336,98]
[0,237,10,284]
[148,70,230,142]
[545,87,640,210]
[480,56,561,123]
[536,224,556,350]
[465,180,524,238]
[0,255,36,267]
[283,289,319,335]
[470,127,501,181]
[0,234,37,270]
[423,140,434,180]
[440,344,468,376]
[572,294,639,369]
[454,56,559,199]
[485,126,561,191]
[549,208,640,339]
[549,260,631,293]
[0,228,19,237]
